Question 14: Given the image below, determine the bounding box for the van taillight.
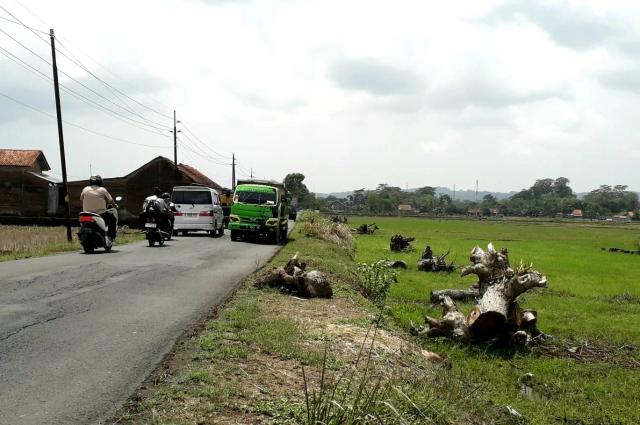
[199,211,213,216]
[174,211,183,216]
[79,216,94,223]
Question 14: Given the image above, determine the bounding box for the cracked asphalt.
[0,232,283,425]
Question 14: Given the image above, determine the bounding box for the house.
[570,209,583,218]
[612,211,634,222]
[398,204,414,215]
[468,208,482,217]
[0,149,62,217]
[67,156,221,223]
[327,200,348,213]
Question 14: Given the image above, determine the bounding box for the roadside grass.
[115,223,534,425]
[351,216,640,424]
[0,225,144,262]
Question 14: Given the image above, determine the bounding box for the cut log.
[430,288,478,304]
[383,260,408,269]
[255,252,333,298]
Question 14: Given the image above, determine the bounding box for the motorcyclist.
[161,192,177,231]
[80,175,118,241]
[141,187,170,231]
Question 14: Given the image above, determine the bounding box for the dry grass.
[298,211,354,250]
[0,225,143,261]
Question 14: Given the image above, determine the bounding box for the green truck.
[228,179,290,244]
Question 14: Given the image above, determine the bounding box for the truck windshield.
[234,189,277,205]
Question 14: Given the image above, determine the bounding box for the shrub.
[356,260,397,308]
[298,211,353,249]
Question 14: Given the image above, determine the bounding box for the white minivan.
[172,185,225,237]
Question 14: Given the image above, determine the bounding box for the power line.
[0,26,172,134]
[0,90,171,149]
[0,15,48,34]
[1,3,173,127]
[180,120,232,160]
[180,132,230,165]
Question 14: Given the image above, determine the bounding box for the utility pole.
[173,110,177,168]
[475,180,479,202]
[231,153,236,189]
[50,29,71,242]
[453,184,456,200]
[250,167,253,179]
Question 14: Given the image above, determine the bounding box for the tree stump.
[390,234,414,252]
[255,252,333,298]
[418,244,547,346]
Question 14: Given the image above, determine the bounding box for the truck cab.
[228,179,290,244]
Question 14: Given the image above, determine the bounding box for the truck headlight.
[230,214,240,222]
[266,218,278,226]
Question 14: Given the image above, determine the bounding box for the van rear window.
[173,191,212,205]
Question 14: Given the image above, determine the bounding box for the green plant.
[302,328,408,425]
[356,260,397,308]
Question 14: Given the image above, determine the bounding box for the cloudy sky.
[1,0,639,193]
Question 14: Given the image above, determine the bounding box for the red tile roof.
[178,163,221,190]
[0,149,50,170]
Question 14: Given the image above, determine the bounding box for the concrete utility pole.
[250,167,253,179]
[50,29,72,242]
[231,153,236,189]
[476,180,479,202]
[173,110,177,168]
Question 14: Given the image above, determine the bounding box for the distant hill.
[315,187,516,201]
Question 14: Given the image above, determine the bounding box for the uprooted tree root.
[352,223,378,235]
[414,243,547,348]
[417,245,456,273]
[255,252,333,298]
[390,234,414,252]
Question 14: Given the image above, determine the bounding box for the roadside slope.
[113,215,518,425]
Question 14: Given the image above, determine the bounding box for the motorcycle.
[78,196,122,254]
[143,211,172,247]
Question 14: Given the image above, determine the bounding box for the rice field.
[351,217,640,424]
[0,225,144,261]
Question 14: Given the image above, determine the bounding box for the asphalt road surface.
[0,230,285,425]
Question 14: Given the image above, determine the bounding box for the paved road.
[0,231,283,425]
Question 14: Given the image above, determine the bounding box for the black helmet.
[153,187,161,197]
[89,175,103,186]
[161,192,171,199]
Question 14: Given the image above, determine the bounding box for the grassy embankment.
[112,216,640,424]
[351,217,640,424]
[0,225,144,262]
[114,214,530,425]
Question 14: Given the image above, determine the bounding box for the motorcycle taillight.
[79,216,94,223]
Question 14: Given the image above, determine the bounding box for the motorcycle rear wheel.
[148,239,155,247]
[82,243,94,254]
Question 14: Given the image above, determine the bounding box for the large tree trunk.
[418,244,547,346]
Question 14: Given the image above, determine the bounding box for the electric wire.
[0,90,171,149]
[0,26,172,134]
[179,120,232,160]
[0,14,48,34]
[1,3,173,127]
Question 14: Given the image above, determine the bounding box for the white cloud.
[0,0,638,193]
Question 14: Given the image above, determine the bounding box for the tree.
[416,186,436,196]
[283,173,312,208]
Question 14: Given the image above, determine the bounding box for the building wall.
[0,169,55,216]
[67,158,196,224]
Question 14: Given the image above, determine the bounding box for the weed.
[356,260,397,308]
